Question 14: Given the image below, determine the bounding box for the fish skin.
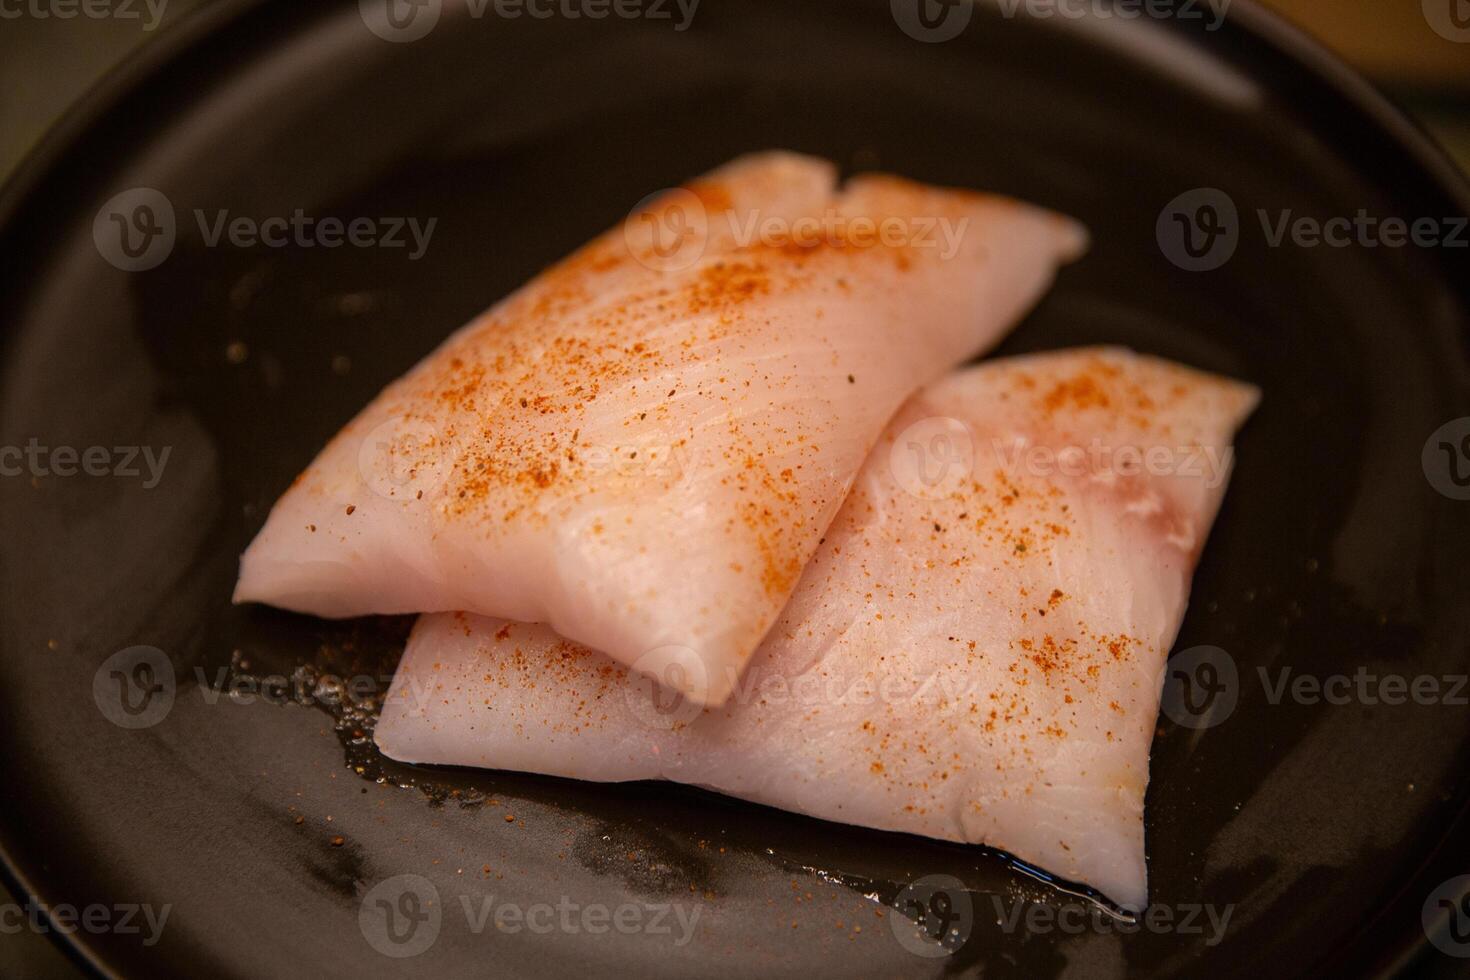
[375,348,1259,909]
[235,152,1086,705]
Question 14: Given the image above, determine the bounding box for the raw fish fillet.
[374,348,1259,908]
[235,152,1086,705]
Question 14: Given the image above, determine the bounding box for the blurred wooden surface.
[1261,0,1470,88]
[1258,0,1470,167]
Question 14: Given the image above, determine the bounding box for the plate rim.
[0,1,1467,977]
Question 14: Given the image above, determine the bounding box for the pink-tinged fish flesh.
[373,347,1258,908]
[235,152,1086,705]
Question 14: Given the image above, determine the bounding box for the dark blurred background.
[0,0,1465,976]
[1,0,1468,183]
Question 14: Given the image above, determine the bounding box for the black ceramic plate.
[2,0,1469,976]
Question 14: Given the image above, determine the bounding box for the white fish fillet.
[375,348,1259,908]
[235,151,1086,705]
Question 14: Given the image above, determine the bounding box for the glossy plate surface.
[1,1,1468,976]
